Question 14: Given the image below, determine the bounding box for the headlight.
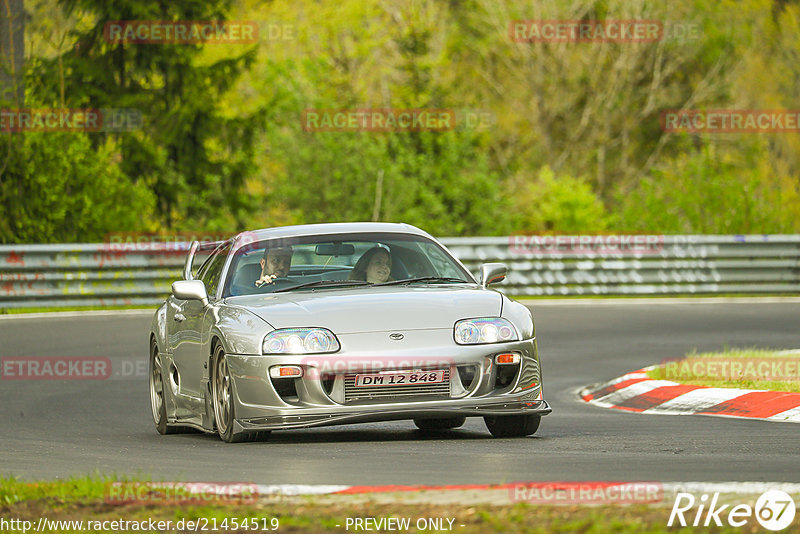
[454,318,518,344]
[262,328,340,354]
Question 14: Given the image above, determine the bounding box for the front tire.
[484,414,541,438]
[212,345,269,443]
[413,417,466,431]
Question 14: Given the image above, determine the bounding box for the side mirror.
[172,279,209,306]
[480,263,507,288]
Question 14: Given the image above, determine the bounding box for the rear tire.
[212,345,270,443]
[413,417,466,431]
[149,338,187,435]
[484,414,541,438]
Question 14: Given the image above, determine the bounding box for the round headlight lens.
[498,325,514,340]
[286,335,304,353]
[481,323,498,343]
[455,322,480,344]
[267,337,284,353]
[304,329,331,352]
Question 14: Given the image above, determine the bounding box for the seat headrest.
[232,262,262,288]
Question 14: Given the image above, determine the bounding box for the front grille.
[344,370,451,403]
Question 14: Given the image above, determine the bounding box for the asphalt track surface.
[1,301,798,485]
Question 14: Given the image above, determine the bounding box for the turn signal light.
[269,365,303,378]
[495,353,520,365]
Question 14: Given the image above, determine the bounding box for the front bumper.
[225,335,550,431]
[234,397,551,431]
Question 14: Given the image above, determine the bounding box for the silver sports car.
[149,222,551,442]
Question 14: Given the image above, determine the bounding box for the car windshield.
[223,232,474,296]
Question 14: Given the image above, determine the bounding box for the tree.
[25,0,264,232]
[0,131,155,242]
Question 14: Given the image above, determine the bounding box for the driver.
[255,245,293,286]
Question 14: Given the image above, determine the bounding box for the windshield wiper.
[273,280,373,293]
[373,276,470,286]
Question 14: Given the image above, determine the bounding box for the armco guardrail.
[447,235,800,296]
[0,235,799,308]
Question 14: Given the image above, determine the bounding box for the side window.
[199,242,231,298]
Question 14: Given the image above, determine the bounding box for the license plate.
[354,370,446,387]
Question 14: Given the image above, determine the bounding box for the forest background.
[2,0,800,243]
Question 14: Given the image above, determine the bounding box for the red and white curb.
[111,481,800,505]
[250,481,800,496]
[580,366,800,423]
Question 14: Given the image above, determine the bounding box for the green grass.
[646,348,800,392]
[0,475,159,506]
[0,476,744,533]
[516,293,800,300]
[0,305,155,315]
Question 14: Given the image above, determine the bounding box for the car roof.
[230,222,434,250]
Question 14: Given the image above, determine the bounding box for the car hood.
[224,286,501,333]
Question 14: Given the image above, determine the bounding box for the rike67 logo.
[668,490,796,531]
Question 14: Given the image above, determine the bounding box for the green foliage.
[249,5,516,237]
[617,142,800,233]
[0,132,155,243]
[264,118,513,236]
[5,0,800,241]
[513,166,612,233]
[24,0,264,234]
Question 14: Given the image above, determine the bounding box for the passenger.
[349,246,392,283]
[255,245,293,286]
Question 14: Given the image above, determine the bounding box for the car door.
[172,241,230,400]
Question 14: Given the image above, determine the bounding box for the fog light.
[269,365,303,378]
[495,353,520,365]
